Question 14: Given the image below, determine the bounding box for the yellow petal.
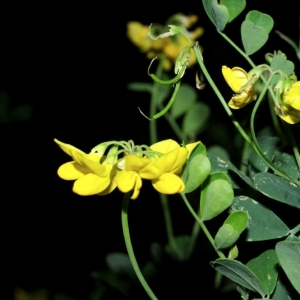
[116,170,137,193]
[186,141,200,158]
[154,147,188,174]
[78,153,109,177]
[73,173,110,195]
[275,105,300,124]
[150,139,180,154]
[222,66,249,92]
[57,161,89,180]
[131,175,142,200]
[152,173,185,194]
[283,82,300,110]
[125,155,160,179]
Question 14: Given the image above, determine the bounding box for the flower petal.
[150,139,180,154]
[57,161,89,180]
[154,147,188,174]
[73,173,110,195]
[125,155,160,179]
[116,170,137,193]
[186,141,200,158]
[275,105,300,124]
[222,66,249,92]
[152,173,185,194]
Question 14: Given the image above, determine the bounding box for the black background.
[1,2,299,299]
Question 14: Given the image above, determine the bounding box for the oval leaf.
[200,172,234,221]
[184,154,211,193]
[215,223,240,249]
[224,210,249,233]
[182,102,210,137]
[231,196,290,241]
[170,84,197,118]
[211,258,266,296]
[246,249,279,296]
[276,241,300,294]
[253,173,300,208]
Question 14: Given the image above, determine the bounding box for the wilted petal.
[274,105,300,124]
[152,173,185,194]
[73,173,110,196]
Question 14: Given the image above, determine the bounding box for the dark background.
[1,2,299,299]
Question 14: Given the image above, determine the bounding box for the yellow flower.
[54,139,116,196]
[116,155,160,200]
[222,66,257,109]
[127,15,204,71]
[283,81,300,110]
[150,139,189,194]
[275,81,300,124]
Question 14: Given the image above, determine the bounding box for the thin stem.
[180,192,226,259]
[186,206,202,259]
[157,103,187,140]
[121,193,158,300]
[218,32,256,68]
[282,121,300,171]
[250,77,300,186]
[149,55,181,258]
[193,44,254,149]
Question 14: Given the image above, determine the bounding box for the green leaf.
[241,20,268,55]
[127,82,152,93]
[224,210,249,233]
[246,250,279,296]
[212,0,229,31]
[207,145,230,161]
[182,102,210,137]
[170,84,197,118]
[106,253,135,278]
[215,224,240,249]
[253,173,300,208]
[276,241,300,294]
[274,151,300,180]
[211,258,266,296]
[220,0,246,22]
[200,172,234,221]
[246,10,274,33]
[184,154,211,193]
[270,55,295,76]
[272,275,293,300]
[231,196,290,241]
[248,136,280,175]
[202,0,229,31]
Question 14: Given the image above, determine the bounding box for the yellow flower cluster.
[127,14,204,71]
[276,81,300,124]
[55,139,199,200]
[222,66,257,109]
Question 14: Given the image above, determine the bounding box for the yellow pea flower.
[54,139,116,196]
[275,81,300,124]
[222,66,257,109]
[127,14,204,71]
[150,139,189,194]
[116,155,160,200]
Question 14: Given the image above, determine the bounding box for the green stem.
[186,206,202,259]
[193,43,254,149]
[218,32,256,68]
[121,193,158,300]
[157,103,187,140]
[250,77,300,186]
[282,121,300,171]
[149,55,181,258]
[180,192,226,259]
